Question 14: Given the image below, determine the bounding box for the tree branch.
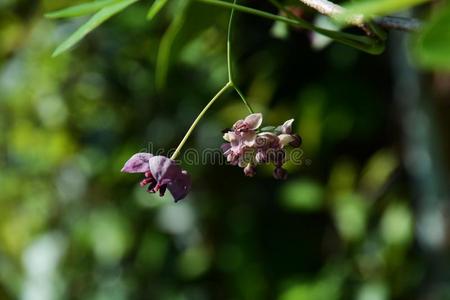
[297,0,422,32]
[374,16,422,32]
[299,0,364,26]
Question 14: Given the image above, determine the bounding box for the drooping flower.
[121,153,191,202]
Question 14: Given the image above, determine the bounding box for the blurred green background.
[0,0,449,299]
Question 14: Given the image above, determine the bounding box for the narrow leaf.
[52,0,139,57]
[155,0,189,90]
[147,0,170,20]
[45,0,121,19]
[414,3,450,70]
[339,0,430,22]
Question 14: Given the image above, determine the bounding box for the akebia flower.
[221,113,302,180]
[121,153,191,202]
[233,113,263,133]
[277,119,294,134]
[122,114,300,201]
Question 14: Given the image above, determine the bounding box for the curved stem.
[227,0,254,113]
[171,82,233,160]
[227,2,234,83]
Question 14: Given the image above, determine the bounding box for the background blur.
[1,0,450,299]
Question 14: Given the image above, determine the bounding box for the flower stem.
[226,1,234,84]
[227,0,254,114]
[234,85,253,113]
[170,82,233,160]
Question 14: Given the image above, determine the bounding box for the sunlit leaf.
[340,0,430,21]
[380,202,413,246]
[414,3,450,70]
[147,0,170,20]
[45,0,121,19]
[52,0,139,57]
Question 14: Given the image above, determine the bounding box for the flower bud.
[273,167,288,180]
[289,134,302,148]
[244,164,256,177]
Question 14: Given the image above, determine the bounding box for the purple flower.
[278,134,296,147]
[254,132,280,148]
[221,113,302,180]
[222,130,257,166]
[233,113,263,133]
[121,153,191,202]
[277,119,294,134]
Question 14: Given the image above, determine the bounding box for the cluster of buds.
[221,113,302,179]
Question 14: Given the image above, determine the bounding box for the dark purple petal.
[221,143,231,153]
[149,156,178,183]
[121,153,153,173]
[149,156,191,202]
[167,170,191,202]
[289,134,302,148]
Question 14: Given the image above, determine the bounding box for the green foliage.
[146,0,170,20]
[380,202,413,246]
[414,2,450,70]
[45,0,122,19]
[155,0,189,90]
[280,179,324,211]
[0,0,448,299]
[52,0,139,56]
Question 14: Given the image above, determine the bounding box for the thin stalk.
[226,2,234,83]
[171,82,233,160]
[227,0,254,113]
[234,85,253,113]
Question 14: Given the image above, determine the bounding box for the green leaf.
[147,0,170,20]
[155,0,189,90]
[340,0,430,21]
[260,126,276,132]
[52,0,139,57]
[45,0,121,19]
[414,3,450,70]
